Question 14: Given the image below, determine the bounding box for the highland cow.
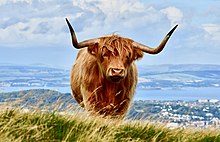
[66,18,177,118]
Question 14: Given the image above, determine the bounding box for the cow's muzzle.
[108,68,125,82]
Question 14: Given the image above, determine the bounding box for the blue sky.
[0,0,220,69]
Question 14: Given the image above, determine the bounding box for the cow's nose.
[108,68,125,82]
[110,68,125,77]
[112,68,123,75]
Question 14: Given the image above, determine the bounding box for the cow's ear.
[133,48,144,60]
[88,43,99,56]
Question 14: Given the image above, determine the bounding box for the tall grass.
[1,89,220,141]
[1,109,220,142]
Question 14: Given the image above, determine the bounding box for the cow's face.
[88,36,143,82]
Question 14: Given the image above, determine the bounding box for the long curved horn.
[65,18,99,49]
[132,24,178,54]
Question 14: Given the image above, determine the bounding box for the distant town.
[129,99,220,128]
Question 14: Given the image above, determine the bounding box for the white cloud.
[86,0,164,27]
[0,0,56,5]
[202,24,220,34]
[0,0,73,47]
[70,0,174,43]
[0,0,220,66]
[0,0,32,5]
[0,17,68,48]
[161,6,183,27]
[0,0,182,47]
[95,0,145,14]
[202,24,220,41]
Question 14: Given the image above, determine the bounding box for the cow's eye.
[126,53,131,62]
[102,52,109,58]
[102,48,111,58]
[126,55,130,60]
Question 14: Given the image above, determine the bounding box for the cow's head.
[87,36,144,82]
[66,18,178,83]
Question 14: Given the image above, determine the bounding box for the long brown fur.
[70,35,143,118]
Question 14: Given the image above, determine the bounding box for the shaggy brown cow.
[66,18,177,118]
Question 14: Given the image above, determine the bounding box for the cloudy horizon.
[0,0,220,69]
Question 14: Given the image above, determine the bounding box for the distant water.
[135,87,220,101]
[1,87,220,101]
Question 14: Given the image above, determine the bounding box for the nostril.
[112,68,123,74]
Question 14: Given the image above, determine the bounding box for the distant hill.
[0,64,220,90]
[0,89,77,111]
[138,64,220,74]
[0,64,70,88]
[137,64,220,89]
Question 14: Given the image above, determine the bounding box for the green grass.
[0,109,220,142]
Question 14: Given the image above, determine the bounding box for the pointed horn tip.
[173,24,178,30]
[166,24,178,37]
[65,18,70,25]
[65,18,74,32]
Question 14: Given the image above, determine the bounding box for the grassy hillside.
[0,109,220,142]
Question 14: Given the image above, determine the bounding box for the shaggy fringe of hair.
[99,35,134,56]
